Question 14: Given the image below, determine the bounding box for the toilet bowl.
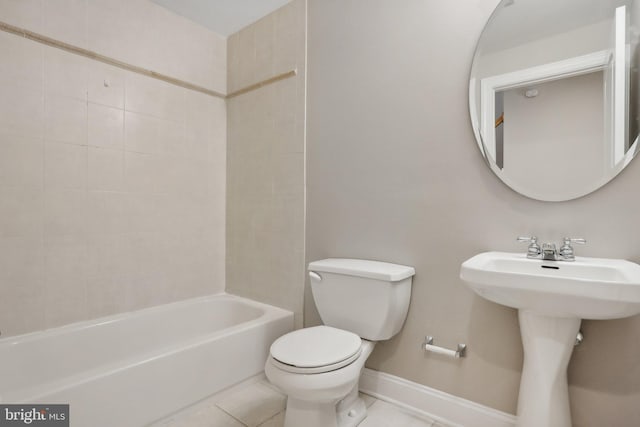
[265,326,375,427]
[265,258,415,427]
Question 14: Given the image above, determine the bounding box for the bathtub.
[0,293,293,427]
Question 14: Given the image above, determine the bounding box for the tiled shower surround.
[0,0,227,336]
[226,0,306,327]
[0,0,307,337]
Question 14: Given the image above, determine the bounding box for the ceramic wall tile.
[44,141,87,190]
[44,48,88,101]
[42,0,88,49]
[44,95,87,145]
[226,0,306,326]
[0,133,43,189]
[0,0,43,32]
[88,147,124,191]
[0,31,43,89]
[0,0,226,338]
[88,103,124,149]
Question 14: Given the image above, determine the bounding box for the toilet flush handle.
[309,271,322,282]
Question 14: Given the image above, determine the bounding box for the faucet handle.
[563,237,586,245]
[517,236,542,258]
[559,237,586,261]
[517,236,538,243]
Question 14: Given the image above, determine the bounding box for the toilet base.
[337,386,367,427]
[284,386,367,427]
[267,340,376,427]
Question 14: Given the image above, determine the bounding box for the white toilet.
[265,258,415,427]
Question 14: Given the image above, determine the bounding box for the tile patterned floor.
[149,378,450,427]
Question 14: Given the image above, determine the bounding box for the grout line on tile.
[256,411,284,427]
[258,379,285,395]
[214,404,249,427]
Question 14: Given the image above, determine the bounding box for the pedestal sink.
[460,252,640,427]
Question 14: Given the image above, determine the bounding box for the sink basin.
[460,251,640,427]
[461,251,640,319]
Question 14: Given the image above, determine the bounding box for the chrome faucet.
[558,237,586,261]
[542,242,558,260]
[517,236,541,258]
[517,236,585,262]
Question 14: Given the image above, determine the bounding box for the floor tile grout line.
[214,403,250,427]
[255,410,284,427]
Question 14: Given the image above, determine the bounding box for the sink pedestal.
[516,311,580,427]
[461,252,640,426]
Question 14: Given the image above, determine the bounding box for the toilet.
[265,258,415,427]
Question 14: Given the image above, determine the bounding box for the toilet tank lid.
[308,258,415,281]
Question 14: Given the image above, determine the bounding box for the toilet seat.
[270,326,362,374]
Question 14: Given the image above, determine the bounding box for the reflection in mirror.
[497,73,605,195]
[470,0,640,201]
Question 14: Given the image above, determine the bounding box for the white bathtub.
[0,293,293,427]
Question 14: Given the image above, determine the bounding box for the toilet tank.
[308,258,415,341]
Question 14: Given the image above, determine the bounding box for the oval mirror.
[469,0,640,201]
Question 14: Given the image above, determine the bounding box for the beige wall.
[306,1,640,425]
[226,0,306,327]
[0,0,227,336]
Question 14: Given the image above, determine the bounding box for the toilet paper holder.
[422,336,467,358]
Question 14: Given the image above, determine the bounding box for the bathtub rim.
[0,292,291,345]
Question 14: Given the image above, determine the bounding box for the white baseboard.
[359,368,516,427]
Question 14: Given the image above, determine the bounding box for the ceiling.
[151,0,292,37]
